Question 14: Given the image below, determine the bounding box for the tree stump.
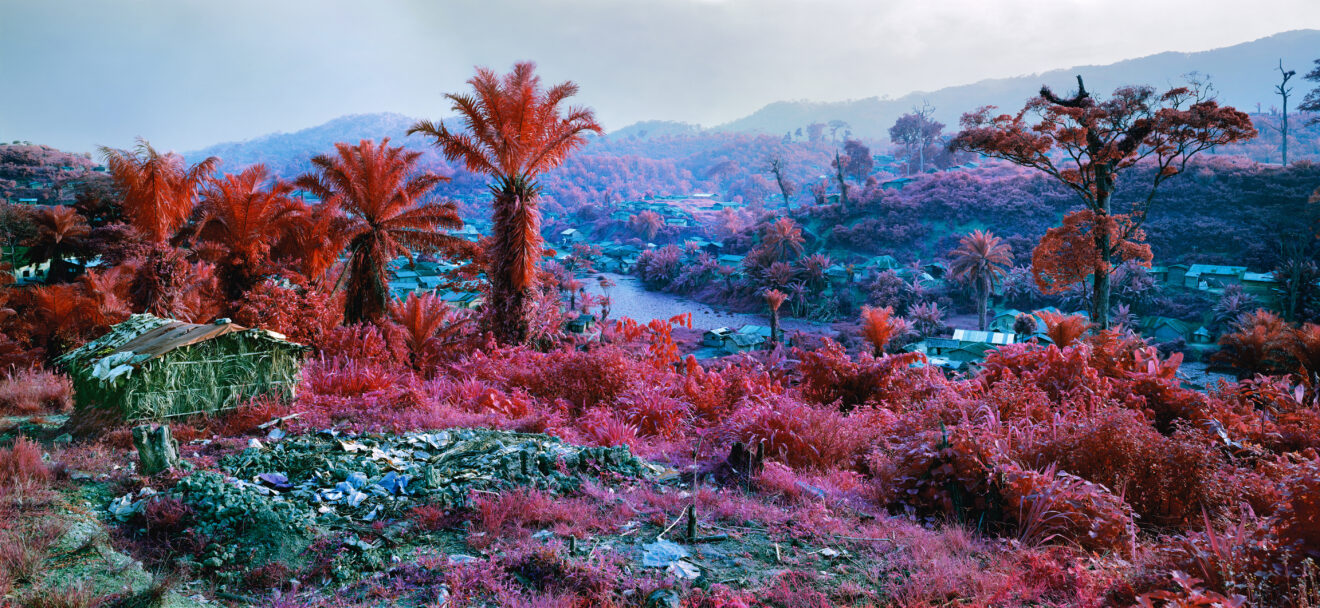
[132,424,180,475]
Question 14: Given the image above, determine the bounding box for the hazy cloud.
[2,0,1318,152]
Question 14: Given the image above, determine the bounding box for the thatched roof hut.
[58,314,307,420]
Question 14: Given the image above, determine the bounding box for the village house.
[722,332,764,354]
[702,327,734,348]
[440,290,484,310]
[566,313,596,334]
[1242,271,1281,303]
[1183,264,1247,289]
[1141,316,1192,343]
[559,228,586,246]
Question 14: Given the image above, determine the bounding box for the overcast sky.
[3,0,1319,153]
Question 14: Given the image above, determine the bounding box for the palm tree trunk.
[488,187,541,344]
[978,287,988,331]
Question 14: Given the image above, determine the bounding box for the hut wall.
[77,333,303,420]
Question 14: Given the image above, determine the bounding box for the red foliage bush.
[233,278,342,347]
[870,425,1000,519]
[1271,457,1320,561]
[0,369,72,415]
[616,384,691,438]
[508,346,637,415]
[718,393,874,470]
[795,339,942,411]
[998,463,1136,554]
[1019,410,1232,527]
[0,436,50,490]
[578,408,640,449]
[314,323,403,365]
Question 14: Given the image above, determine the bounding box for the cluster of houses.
[1149,264,1280,304]
[608,196,703,228]
[385,221,488,308]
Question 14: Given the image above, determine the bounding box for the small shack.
[58,314,307,420]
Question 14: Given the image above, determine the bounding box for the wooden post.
[132,424,180,475]
[684,504,696,543]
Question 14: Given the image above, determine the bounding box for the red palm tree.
[761,218,805,263]
[389,291,467,370]
[193,164,304,301]
[860,305,907,356]
[100,138,218,243]
[296,139,471,324]
[409,62,603,344]
[949,230,1013,331]
[23,206,90,283]
[1036,310,1092,348]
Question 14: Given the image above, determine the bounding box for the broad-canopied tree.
[889,105,943,174]
[296,139,471,325]
[410,62,602,344]
[951,76,1255,329]
[100,138,218,243]
[193,164,304,301]
[949,230,1012,331]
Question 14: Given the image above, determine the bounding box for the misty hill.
[185,112,438,176]
[717,29,1320,138]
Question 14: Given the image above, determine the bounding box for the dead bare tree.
[767,156,796,210]
[1275,59,1296,166]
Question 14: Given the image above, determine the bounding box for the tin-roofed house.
[1183,265,1246,290]
[1140,317,1192,344]
[57,314,307,420]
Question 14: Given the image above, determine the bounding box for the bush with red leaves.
[233,278,342,348]
[507,346,638,415]
[0,437,50,490]
[0,369,71,416]
[1271,457,1320,562]
[1019,410,1232,527]
[869,425,1001,520]
[717,393,875,470]
[616,383,691,438]
[998,463,1136,555]
[795,339,943,411]
[314,322,404,365]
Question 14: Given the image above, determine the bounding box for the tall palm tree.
[296,139,471,324]
[409,62,603,344]
[949,230,1013,331]
[193,164,303,301]
[23,206,90,283]
[100,138,218,243]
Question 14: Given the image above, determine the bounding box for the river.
[581,272,831,333]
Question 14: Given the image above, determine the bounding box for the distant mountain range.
[185,112,436,175]
[716,29,1320,138]
[186,29,1320,169]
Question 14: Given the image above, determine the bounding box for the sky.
[2,0,1320,154]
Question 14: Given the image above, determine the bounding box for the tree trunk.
[768,311,780,349]
[1091,176,1114,330]
[488,188,542,344]
[132,424,180,476]
[977,287,988,331]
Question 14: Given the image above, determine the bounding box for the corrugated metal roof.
[106,320,250,361]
